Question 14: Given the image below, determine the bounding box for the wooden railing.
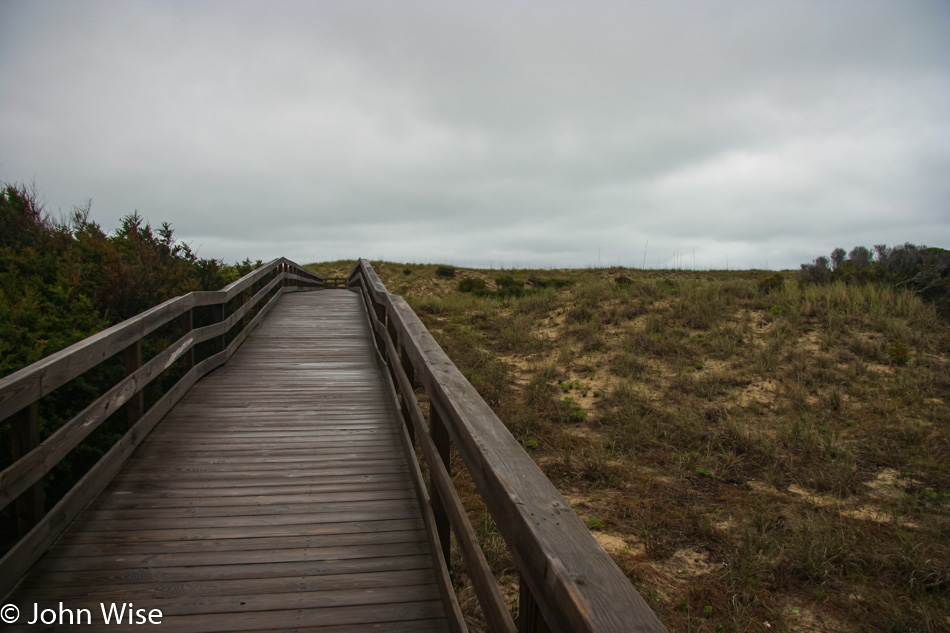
[349,259,668,633]
[0,258,323,597]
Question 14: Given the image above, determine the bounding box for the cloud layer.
[2,1,948,269]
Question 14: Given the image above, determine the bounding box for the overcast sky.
[1,1,948,270]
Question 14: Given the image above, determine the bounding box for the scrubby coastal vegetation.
[3,184,946,631]
[311,260,949,633]
[0,183,261,550]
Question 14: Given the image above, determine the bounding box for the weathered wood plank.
[43,518,428,546]
[376,333,467,633]
[12,568,436,601]
[15,584,444,618]
[0,328,200,510]
[2,601,447,633]
[4,290,455,632]
[379,308,514,633]
[77,497,423,522]
[15,555,439,590]
[9,402,43,537]
[49,530,427,558]
[353,259,667,633]
[34,541,433,573]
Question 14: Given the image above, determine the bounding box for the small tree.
[849,246,872,272]
[799,255,831,284]
[830,247,847,272]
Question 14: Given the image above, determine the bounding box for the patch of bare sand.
[868,362,896,377]
[784,605,847,632]
[558,367,612,413]
[562,426,608,443]
[493,353,533,392]
[846,468,921,528]
[747,479,772,494]
[562,490,588,509]
[800,330,822,354]
[593,532,645,557]
[750,310,776,336]
[866,468,907,501]
[700,359,731,373]
[655,548,721,583]
[738,380,778,408]
[787,472,922,528]
[787,484,839,508]
[404,276,456,298]
[536,309,567,341]
[561,490,645,558]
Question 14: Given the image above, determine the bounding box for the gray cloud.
[1,0,948,270]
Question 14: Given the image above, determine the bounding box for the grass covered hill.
[309,260,949,633]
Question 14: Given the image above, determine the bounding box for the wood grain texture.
[373,305,514,633]
[4,291,453,632]
[351,259,668,633]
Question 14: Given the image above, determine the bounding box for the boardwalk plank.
[5,291,451,632]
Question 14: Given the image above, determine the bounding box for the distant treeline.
[1,182,260,378]
[799,243,950,312]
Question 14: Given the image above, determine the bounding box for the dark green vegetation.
[800,244,950,314]
[309,260,949,633]
[1,183,260,551]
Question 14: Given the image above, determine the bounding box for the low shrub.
[495,275,526,297]
[458,278,487,293]
[758,273,785,293]
[532,276,574,289]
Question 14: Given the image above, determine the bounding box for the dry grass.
[308,261,950,633]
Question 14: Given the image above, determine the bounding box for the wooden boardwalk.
[5,290,450,632]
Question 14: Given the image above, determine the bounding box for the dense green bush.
[532,276,574,289]
[1,182,256,377]
[435,265,456,278]
[800,243,950,312]
[458,277,487,293]
[758,273,785,293]
[494,275,526,298]
[0,182,262,551]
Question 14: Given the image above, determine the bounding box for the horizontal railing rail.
[0,258,324,597]
[349,259,668,633]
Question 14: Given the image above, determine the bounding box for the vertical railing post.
[518,574,550,633]
[400,358,416,446]
[244,279,254,329]
[401,344,416,389]
[430,406,452,574]
[397,333,416,446]
[124,340,143,429]
[213,302,226,355]
[182,308,195,373]
[387,317,398,353]
[10,402,44,537]
[370,299,386,352]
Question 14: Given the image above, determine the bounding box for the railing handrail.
[0,258,323,598]
[348,258,668,633]
[0,258,323,421]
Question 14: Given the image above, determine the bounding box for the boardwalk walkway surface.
[6,290,450,632]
